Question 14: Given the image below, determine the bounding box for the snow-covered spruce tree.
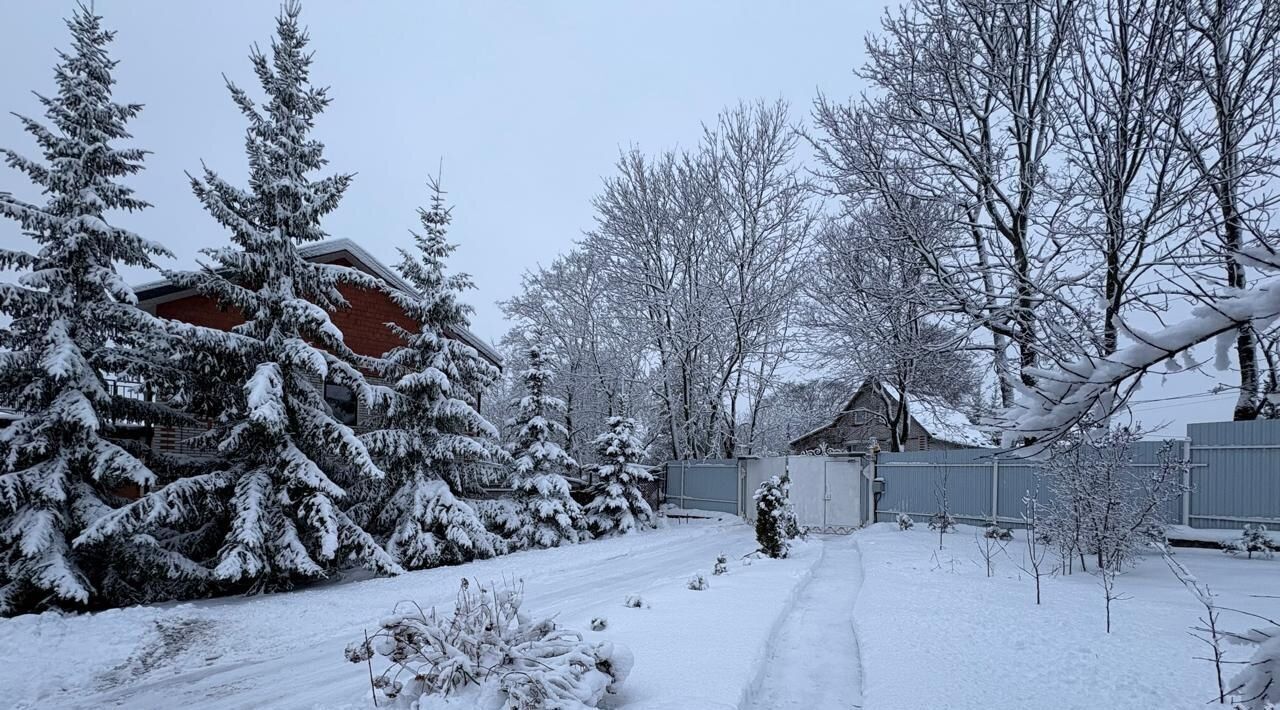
[505,343,581,548]
[583,416,654,536]
[78,3,401,592]
[0,5,184,615]
[754,467,798,559]
[358,184,507,569]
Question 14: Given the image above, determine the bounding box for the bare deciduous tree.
[1173,0,1280,420]
[802,203,979,451]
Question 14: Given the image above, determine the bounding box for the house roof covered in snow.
[788,379,994,449]
[879,383,994,448]
[132,238,502,367]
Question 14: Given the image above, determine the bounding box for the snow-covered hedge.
[345,579,632,708]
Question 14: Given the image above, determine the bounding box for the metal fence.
[662,419,1280,531]
[663,459,740,514]
[874,420,1280,529]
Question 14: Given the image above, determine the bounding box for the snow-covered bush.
[754,469,799,559]
[591,617,608,631]
[506,343,582,548]
[1223,524,1277,560]
[623,594,648,609]
[984,524,1013,541]
[897,512,915,530]
[346,579,632,708]
[583,416,655,536]
[927,512,956,534]
[687,573,709,591]
[713,554,728,575]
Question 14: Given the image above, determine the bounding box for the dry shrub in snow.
[623,594,648,609]
[686,573,709,591]
[345,579,632,708]
[590,617,607,631]
[896,512,914,530]
[975,525,1009,578]
[983,524,1013,541]
[713,553,728,575]
[927,512,955,534]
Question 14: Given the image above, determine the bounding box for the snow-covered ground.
[746,534,863,710]
[855,523,1280,710]
[1,514,823,710]
[5,518,1275,709]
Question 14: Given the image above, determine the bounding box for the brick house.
[788,379,993,453]
[133,238,502,456]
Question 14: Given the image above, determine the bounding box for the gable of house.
[789,380,991,452]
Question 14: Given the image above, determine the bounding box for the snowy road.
[746,535,865,710]
[80,524,737,706]
[6,517,829,710]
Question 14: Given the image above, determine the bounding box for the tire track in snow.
[744,534,865,710]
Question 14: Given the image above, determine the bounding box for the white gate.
[821,459,862,533]
[741,456,866,534]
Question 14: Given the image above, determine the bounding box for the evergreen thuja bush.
[754,470,799,559]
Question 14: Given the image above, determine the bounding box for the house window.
[852,410,868,426]
[325,382,358,426]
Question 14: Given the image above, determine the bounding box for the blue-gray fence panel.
[996,463,1042,521]
[875,440,1193,525]
[1189,421,1280,526]
[664,460,738,514]
[878,449,999,522]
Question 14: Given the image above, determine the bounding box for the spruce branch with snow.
[358,182,506,569]
[1229,622,1280,710]
[505,342,582,548]
[78,3,401,592]
[583,416,654,536]
[0,4,185,615]
[345,578,632,709]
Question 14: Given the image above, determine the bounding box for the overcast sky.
[0,0,1239,434]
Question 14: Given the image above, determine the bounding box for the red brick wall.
[330,282,417,357]
[154,263,418,358]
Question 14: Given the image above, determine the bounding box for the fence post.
[991,457,1000,523]
[737,458,746,518]
[680,460,687,510]
[1181,437,1191,527]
